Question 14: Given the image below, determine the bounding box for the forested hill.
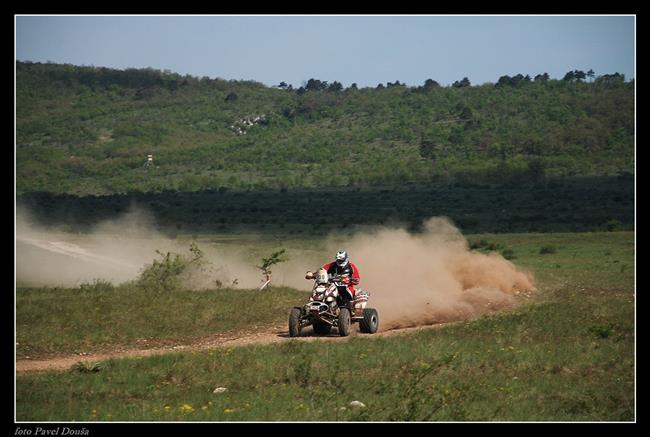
[16,61,634,195]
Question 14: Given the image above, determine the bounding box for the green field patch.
[17,288,634,421]
[16,286,305,359]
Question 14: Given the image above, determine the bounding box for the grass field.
[16,286,305,359]
[15,231,635,421]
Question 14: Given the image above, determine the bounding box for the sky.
[15,15,635,88]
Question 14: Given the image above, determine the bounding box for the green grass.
[464,231,634,291]
[16,286,305,359]
[16,289,634,421]
[15,231,635,421]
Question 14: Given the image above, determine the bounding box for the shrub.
[588,323,615,339]
[469,239,490,250]
[469,239,504,253]
[539,245,557,254]
[78,278,114,293]
[136,241,206,292]
[606,219,622,232]
[72,361,102,373]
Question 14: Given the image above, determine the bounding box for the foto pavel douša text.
[16,427,89,436]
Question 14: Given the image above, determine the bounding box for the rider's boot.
[346,301,362,318]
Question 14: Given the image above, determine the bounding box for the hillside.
[16,61,634,195]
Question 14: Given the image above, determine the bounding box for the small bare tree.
[257,249,287,290]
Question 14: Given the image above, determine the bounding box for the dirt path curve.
[16,323,447,375]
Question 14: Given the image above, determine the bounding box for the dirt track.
[15,323,447,375]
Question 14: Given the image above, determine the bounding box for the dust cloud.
[15,205,261,288]
[324,217,536,329]
[16,206,534,329]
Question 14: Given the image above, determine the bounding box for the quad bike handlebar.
[304,271,358,285]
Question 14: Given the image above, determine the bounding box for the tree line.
[18,60,630,94]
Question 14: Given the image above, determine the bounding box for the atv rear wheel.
[359,308,379,334]
[313,321,332,335]
[338,308,351,337]
[288,307,302,337]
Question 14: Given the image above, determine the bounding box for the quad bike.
[288,268,379,337]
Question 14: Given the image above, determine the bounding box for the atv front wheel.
[338,308,351,337]
[288,307,302,337]
[359,308,379,334]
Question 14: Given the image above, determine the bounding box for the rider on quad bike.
[294,250,377,337]
[306,250,360,313]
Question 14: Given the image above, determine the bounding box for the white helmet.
[335,250,349,267]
